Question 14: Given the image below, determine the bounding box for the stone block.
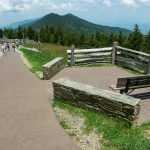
[53,78,141,125]
[43,57,64,80]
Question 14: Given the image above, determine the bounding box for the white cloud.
[103,0,112,7]
[121,0,137,7]
[0,0,150,13]
[0,0,81,13]
[138,0,150,4]
[72,0,95,3]
[0,0,31,12]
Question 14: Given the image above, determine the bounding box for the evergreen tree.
[28,26,35,40]
[143,31,150,53]
[89,34,96,47]
[118,31,123,46]
[79,34,86,46]
[128,24,143,50]
[95,31,101,47]
[108,33,115,46]
[54,27,64,45]
[17,26,23,39]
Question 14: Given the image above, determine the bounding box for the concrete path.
[0,50,79,150]
[1,45,150,150]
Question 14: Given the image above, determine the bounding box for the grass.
[60,120,70,129]
[53,99,150,150]
[19,43,69,77]
[20,48,55,73]
[23,42,68,64]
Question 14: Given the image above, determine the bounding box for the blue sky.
[0,0,150,32]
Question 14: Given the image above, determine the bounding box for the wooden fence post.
[71,45,75,67]
[147,55,150,74]
[112,42,118,65]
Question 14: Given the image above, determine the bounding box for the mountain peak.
[64,13,74,17]
[18,13,131,35]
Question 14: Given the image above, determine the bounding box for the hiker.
[6,42,10,51]
[2,43,5,54]
[16,41,19,49]
[12,42,16,52]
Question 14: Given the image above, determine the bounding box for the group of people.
[1,41,19,54]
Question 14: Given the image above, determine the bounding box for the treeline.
[3,24,150,53]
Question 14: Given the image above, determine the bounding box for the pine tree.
[128,24,143,51]
[28,26,35,40]
[118,31,123,46]
[143,31,150,53]
[95,31,101,47]
[108,33,115,46]
[17,26,23,39]
[89,34,96,47]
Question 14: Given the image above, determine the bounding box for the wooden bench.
[110,75,150,94]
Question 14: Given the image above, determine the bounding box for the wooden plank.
[117,46,150,57]
[116,55,149,64]
[116,50,149,62]
[112,42,118,65]
[67,47,113,54]
[68,61,111,65]
[74,57,111,61]
[68,57,111,63]
[116,60,148,73]
[68,52,111,58]
[116,75,150,88]
[116,78,128,88]
[73,61,110,65]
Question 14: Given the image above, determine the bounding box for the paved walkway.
[1,47,150,150]
[0,51,79,150]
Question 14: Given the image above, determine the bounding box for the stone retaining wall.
[53,78,140,125]
[43,57,64,80]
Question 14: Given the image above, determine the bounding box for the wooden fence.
[67,47,113,66]
[115,46,150,74]
[67,42,150,74]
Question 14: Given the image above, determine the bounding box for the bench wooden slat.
[110,74,150,94]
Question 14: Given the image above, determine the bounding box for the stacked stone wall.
[53,78,140,125]
[43,57,64,80]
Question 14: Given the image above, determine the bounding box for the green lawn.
[20,43,68,77]
[20,48,55,73]
[23,43,68,64]
[53,99,150,150]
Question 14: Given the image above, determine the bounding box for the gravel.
[54,107,102,150]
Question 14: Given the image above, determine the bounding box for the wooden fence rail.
[67,47,113,66]
[67,42,150,74]
[115,46,150,74]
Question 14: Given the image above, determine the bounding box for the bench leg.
[120,90,124,94]
[127,89,135,95]
[120,89,129,94]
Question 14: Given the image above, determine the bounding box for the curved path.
[0,50,79,150]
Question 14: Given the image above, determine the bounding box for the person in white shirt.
[2,43,5,54]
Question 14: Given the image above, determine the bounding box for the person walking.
[12,42,15,52]
[6,42,10,51]
[2,43,5,54]
[16,41,19,49]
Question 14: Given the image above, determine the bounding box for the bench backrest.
[116,74,150,89]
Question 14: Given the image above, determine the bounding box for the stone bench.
[43,57,64,80]
[53,78,140,125]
